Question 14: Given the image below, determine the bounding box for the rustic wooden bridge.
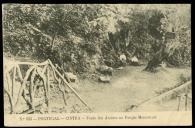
[4,59,92,114]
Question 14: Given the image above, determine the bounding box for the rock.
[120,54,126,61]
[131,56,138,62]
[130,56,139,66]
[65,72,77,82]
[117,67,124,70]
[98,76,111,83]
[159,61,167,68]
[91,74,98,80]
[97,65,113,76]
[119,54,127,66]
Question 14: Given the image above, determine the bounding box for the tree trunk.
[144,41,167,72]
[144,55,162,72]
[51,32,56,51]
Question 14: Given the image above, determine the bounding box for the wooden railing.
[4,59,92,114]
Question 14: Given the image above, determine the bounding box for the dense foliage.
[3,4,191,73]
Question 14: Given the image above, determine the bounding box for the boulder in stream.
[65,72,77,82]
[98,76,111,83]
[97,65,113,76]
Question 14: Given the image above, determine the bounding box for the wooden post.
[4,71,14,113]
[46,67,51,113]
[40,65,48,76]
[16,65,24,82]
[48,59,93,112]
[51,65,68,106]
[6,73,11,92]
[4,88,14,114]
[16,65,32,108]
[177,95,181,111]
[38,69,48,113]
[59,80,67,106]
[30,69,36,113]
[12,66,16,98]
[22,90,32,108]
[15,66,36,108]
[62,91,67,106]
[185,93,188,111]
[59,79,67,106]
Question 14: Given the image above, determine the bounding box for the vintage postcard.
[3,4,191,126]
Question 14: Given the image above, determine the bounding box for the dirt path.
[4,65,191,113]
[77,66,191,112]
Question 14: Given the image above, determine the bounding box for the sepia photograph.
[3,4,191,126]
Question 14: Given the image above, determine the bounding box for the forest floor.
[4,65,192,113]
[75,65,191,112]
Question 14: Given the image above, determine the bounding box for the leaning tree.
[144,10,175,72]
